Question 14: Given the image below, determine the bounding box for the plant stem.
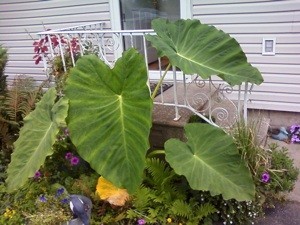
[151,63,171,100]
[147,150,165,158]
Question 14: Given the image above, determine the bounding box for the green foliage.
[0,76,42,183]
[231,120,269,178]
[146,19,263,86]
[65,49,153,193]
[203,193,264,225]
[188,114,215,124]
[6,18,296,225]
[6,88,69,192]
[231,121,299,198]
[0,45,8,94]
[206,121,300,224]
[2,76,39,123]
[165,123,255,201]
[0,180,72,225]
[25,193,72,225]
[126,157,217,224]
[263,143,299,202]
[40,128,97,189]
[6,19,261,201]
[1,138,98,225]
[51,53,80,95]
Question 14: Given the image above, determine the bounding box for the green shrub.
[0,45,8,95]
[205,120,300,224]
[263,143,299,204]
[0,76,42,182]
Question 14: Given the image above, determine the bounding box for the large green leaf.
[165,123,255,201]
[6,88,68,191]
[65,49,153,193]
[146,19,263,86]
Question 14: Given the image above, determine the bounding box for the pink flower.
[65,152,73,160]
[34,170,41,179]
[70,156,80,166]
[137,219,146,225]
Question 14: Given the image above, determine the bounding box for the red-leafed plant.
[33,31,81,93]
[33,31,79,65]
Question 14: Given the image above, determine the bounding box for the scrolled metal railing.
[37,22,250,128]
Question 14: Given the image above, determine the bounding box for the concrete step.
[150,82,242,148]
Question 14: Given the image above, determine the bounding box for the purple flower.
[70,156,80,166]
[56,188,64,197]
[39,195,47,202]
[261,171,270,183]
[137,219,146,225]
[290,125,300,133]
[34,170,41,179]
[65,152,73,160]
[291,135,300,143]
[290,125,300,143]
[61,198,69,204]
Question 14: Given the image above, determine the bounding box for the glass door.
[119,0,180,69]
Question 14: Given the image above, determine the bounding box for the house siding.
[1,0,299,113]
[0,0,110,85]
[193,0,300,112]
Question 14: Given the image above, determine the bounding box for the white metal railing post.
[158,57,164,103]
[47,34,55,58]
[142,34,149,71]
[237,84,241,120]
[243,82,249,124]
[183,73,187,106]
[66,36,76,67]
[57,34,67,72]
[172,66,181,121]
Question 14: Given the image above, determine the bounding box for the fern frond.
[4,76,38,122]
[195,203,217,221]
[145,157,176,189]
[147,208,159,219]
[0,121,13,148]
[126,209,139,219]
[5,83,21,122]
[170,199,193,219]
[133,186,152,210]
[19,90,40,119]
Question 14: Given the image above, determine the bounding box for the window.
[262,38,276,55]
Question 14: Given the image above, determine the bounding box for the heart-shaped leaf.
[6,88,68,191]
[146,19,263,86]
[165,123,255,201]
[65,49,153,193]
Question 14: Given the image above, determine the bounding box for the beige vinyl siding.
[193,0,300,112]
[0,0,110,85]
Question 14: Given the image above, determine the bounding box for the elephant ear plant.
[6,19,263,201]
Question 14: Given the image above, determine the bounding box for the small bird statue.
[269,127,290,143]
[69,195,92,225]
